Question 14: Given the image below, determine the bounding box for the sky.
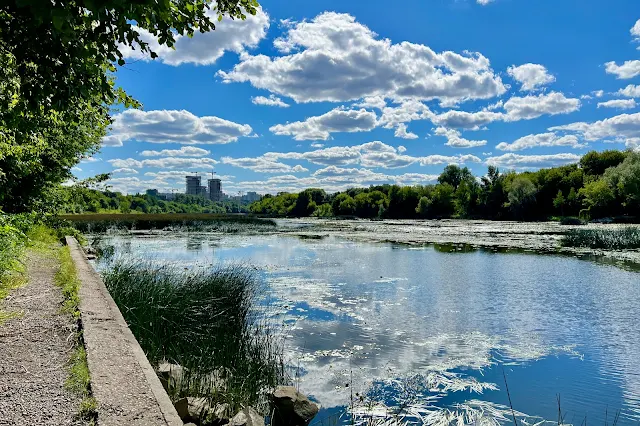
[77,0,640,195]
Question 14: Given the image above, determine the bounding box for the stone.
[229,407,264,426]
[184,424,198,426]
[271,386,320,426]
[174,397,211,423]
[187,397,211,422]
[157,362,184,393]
[174,397,189,421]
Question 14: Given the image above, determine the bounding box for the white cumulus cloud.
[617,84,640,97]
[549,112,640,147]
[495,132,584,151]
[270,107,378,141]
[434,127,487,148]
[485,153,582,169]
[218,12,506,104]
[140,147,211,157]
[503,92,580,121]
[507,63,556,91]
[597,99,637,109]
[104,109,253,146]
[119,7,270,66]
[394,123,419,139]
[252,95,290,108]
[605,60,640,79]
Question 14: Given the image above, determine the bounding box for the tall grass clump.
[102,261,287,413]
[562,227,640,249]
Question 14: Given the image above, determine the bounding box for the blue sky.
[77,0,640,195]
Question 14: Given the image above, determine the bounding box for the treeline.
[60,185,250,215]
[250,150,640,221]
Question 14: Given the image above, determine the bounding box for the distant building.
[158,192,177,201]
[186,175,201,195]
[146,189,159,198]
[244,192,260,202]
[208,178,223,202]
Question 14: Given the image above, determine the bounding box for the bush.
[559,217,584,226]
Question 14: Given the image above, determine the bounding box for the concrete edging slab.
[66,236,183,426]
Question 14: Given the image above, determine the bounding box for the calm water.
[98,233,640,425]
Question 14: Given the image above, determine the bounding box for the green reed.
[561,227,640,249]
[101,261,287,414]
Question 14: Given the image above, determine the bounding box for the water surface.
[97,233,640,425]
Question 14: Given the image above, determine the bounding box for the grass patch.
[59,213,277,234]
[102,260,288,415]
[562,227,640,249]
[55,246,82,317]
[54,241,96,422]
[66,344,98,422]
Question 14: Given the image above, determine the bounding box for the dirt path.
[0,250,84,425]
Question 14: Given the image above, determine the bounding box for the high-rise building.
[186,175,201,195]
[244,192,260,202]
[208,178,223,202]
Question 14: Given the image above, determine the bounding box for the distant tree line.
[59,185,250,215]
[249,150,640,221]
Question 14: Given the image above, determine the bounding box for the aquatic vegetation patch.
[561,227,640,249]
[60,213,276,233]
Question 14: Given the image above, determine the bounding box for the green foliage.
[311,203,333,217]
[579,179,616,218]
[580,150,628,176]
[102,261,287,413]
[604,151,640,212]
[507,177,537,220]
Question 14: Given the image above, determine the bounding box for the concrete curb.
[66,237,183,426]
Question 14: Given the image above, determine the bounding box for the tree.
[416,197,432,218]
[579,150,627,176]
[507,177,537,220]
[604,152,640,213]
[438,165,473,190]
[553,190,565,216]
[579,179,615,218]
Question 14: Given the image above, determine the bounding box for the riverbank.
[275,218,640,267]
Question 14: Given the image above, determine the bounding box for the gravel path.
[0,250,84,425]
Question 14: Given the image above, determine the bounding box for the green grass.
[561,227,640,249]
[59,213,277,233]
[101,261,288,415]
[55,246,82,317]
[66,344,98,422]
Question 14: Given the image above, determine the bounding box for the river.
[96,232,640,425]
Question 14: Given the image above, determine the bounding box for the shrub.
[559,217,584,226]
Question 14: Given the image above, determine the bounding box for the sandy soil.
[276,218,640,267]
[0,251,85,425]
